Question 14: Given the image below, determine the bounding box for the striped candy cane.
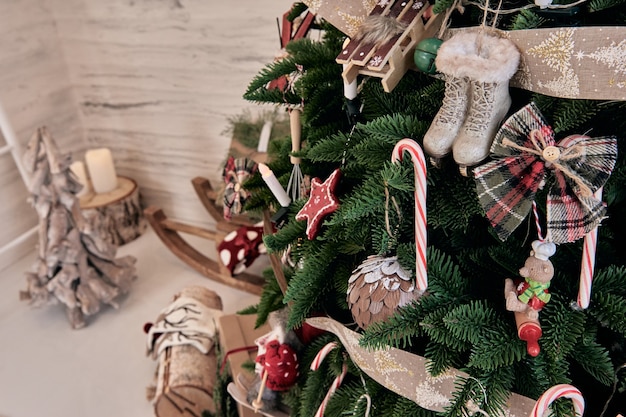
[577,188,602,309]
[311,342,348,417]
[391,138,428,293]
[530,384,585,417]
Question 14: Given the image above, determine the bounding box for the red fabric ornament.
[294,320,327,345]
[222,156,257,220]
[218,225,266,275]
[295,168,341,240]
[255,340,299,391]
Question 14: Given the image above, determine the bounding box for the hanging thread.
[464,376,490,417]
[599,363,626,417]
[383,182,402,251]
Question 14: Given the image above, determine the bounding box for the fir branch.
[427,248,470,301]
[588,0,624,12]
[391,395,438,416]
[591,265,626,297]
[442,300,499,345]
[284,242,341,328]
[254,267,288,328]
[589,292,626,337]
[605,150,626,206]
[443,376,483,417]
[359,113,428,145]
[468,326,526,371]
[423,306,472,351]
[330,174,386,223]
[409,80,445,120]
[551,99,600,134]
[237,304,257,315]
[428,163,483,232]
[473,367,516,417]
[530,354,572,397]
[572,340,615,386]
[425,341,464,376]
[540,296,586,361]
[296,357,332,417]
[508,9,546,29]
[263,206,307,253]
[306,130,356,163]
[359,301,424,350]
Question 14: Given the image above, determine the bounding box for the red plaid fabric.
[222,156,257,220]
[474,103,617,243]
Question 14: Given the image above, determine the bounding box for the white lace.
[436,76,468,125]
[464,82,496,133]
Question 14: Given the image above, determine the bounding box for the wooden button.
[542,146,560,161]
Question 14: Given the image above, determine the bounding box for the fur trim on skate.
[435,31,520,83]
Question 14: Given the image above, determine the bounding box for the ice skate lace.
[436,76,468,125]
[464,82,495,133]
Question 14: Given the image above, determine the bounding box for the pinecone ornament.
[347,255,422,329]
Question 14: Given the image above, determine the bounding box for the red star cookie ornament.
[296,168,341,240]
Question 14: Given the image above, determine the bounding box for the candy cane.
[311,341,338,371]
[577,187,602,309]
[391,138,428,292]
[311,342,348,417]
[530,384,585,417]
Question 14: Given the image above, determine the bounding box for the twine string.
[599,363,626,417]
[383,182,402,248]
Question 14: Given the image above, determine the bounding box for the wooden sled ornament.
[145,177,266,296]
[337,0,444,93]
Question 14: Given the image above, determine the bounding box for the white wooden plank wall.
[48,0,291,224]
[0,0,84,270]
[0,0,292,270]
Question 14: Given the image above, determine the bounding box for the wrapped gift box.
[218,313,271,417]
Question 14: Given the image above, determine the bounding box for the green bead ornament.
[413,38,443,74]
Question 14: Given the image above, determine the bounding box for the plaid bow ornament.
[222,156,258,220]
[473,102,617,243]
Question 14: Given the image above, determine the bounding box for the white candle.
[258,163,291,207]
[342,63,358,100]
[341,39,358,100]
[257,120,273,153]
[69,161,91,197]
[85,148,118,194]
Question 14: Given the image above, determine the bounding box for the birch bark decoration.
[145,286,223,417]
[19,127,137,329]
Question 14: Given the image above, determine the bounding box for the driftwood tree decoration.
[19,127,137,329]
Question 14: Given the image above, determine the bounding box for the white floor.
[0,228,262,417]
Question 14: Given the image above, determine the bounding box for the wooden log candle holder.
[79,176,147,246]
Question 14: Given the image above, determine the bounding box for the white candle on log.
[70,160,91,197]
[85,148,118,194]
[258,163,291,207]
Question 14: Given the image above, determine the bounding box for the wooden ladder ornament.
[337,0,444,93]
[145,177,276,296]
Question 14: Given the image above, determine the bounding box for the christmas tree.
[236,2,626,416]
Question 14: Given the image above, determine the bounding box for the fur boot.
[423,73,471,159]
[423,30,520,166]
[447,31,520,167]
